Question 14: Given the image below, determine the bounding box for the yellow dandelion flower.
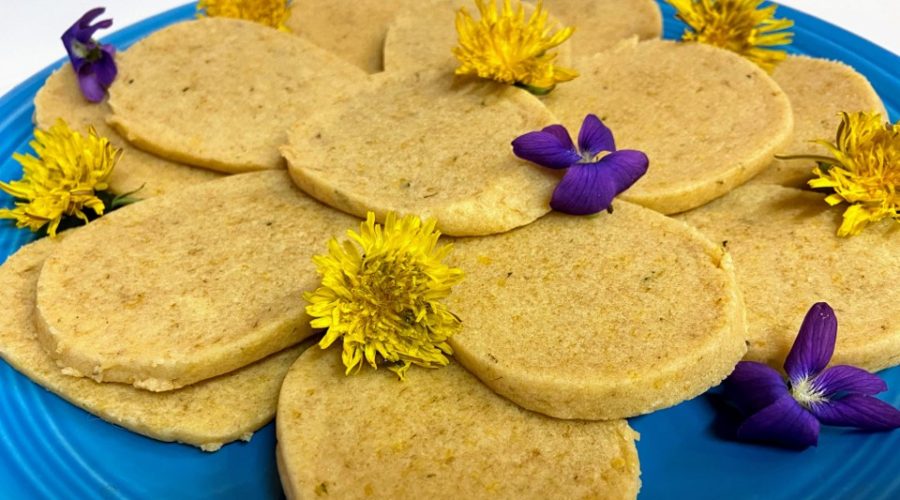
[305,212,465,379]
[453,0,577,94]
[0,120,119,237]
[197,0,292,32]
[806,112,899,237]
[666,0,793,73]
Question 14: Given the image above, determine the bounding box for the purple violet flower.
[61,8,117,102]
[724,302,900,449]
[511,114,649,215]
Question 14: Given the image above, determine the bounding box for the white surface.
[0,0,898,98]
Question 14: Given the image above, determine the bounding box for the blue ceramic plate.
[0,2,898,499]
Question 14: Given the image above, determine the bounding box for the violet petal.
[550,149,648,215]
[93,50,118,89]
[541,124,576,151]
[551,163,611,215]
[812,365,887,398]
[74,8,109,41]
[77,69,106,103]
[784,302,837,382]
[737,394,820,449]
[810,395,900,430]
[577,114,616,158]
[512,128,581,169]
[723,361,790,415]
[62,8,108,53]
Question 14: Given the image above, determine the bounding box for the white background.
[0,0,898,97]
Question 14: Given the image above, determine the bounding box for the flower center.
[71,39,104,62]
[790,377,827,409]
[355,257,421,327]
[580,150,610,164]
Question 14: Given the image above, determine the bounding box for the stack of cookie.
[0,1,896,498]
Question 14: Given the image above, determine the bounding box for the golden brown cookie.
[546,0,662,56]
[283,69,560,236]
[677,183,900,372]
[0,236,310,451]
[447,201,747,419]
[285,0,405,73]
[749,55,885,188]
[276,348,641,499]
[35,171,357,391]
[34,67,221,197]
[542,39,794,214]
[107,18,367,173]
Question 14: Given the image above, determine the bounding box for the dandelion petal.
[812,365,887,398]
[784,302,837,381]
[723,361,789,415]
[578,114,616,157]
[511,127,580,169]
[550,150,649,215]
[810,395,900,430]
[737,395,820,449]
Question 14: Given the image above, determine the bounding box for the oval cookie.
[107,18,367,173]
[677,184,900,372]
[35,171,358,391]
[544,0,662,57]
[286,0,406,73]
[0,236,310,452]
[383,0,573,73]
[447,201,747,420]
[34,67,221,197]
[277,348,641,499]
[283,69,560,236]
[542,39,794,214]
[749,55,886,188]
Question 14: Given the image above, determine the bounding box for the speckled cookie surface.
[276,348,641,499]
[34,67,221,197]
[0,237,310,452]
[383,0,573,73]
[446,201,747,420]
[542,39,794,214]
[35,171,358,391]
[545,0,662,56]
[283,69,560,236]
[749,55,885,188]
[107,18,367,173]
[286,0,405,73]
[677,184,900,372]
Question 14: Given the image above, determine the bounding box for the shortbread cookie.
[108,18,367,173]
[749,55,885,188]
[677,184,900,372]
[277,348,641,499]
[34,67,220,197]
[384,0,573,73]
[446,201,747,420]
[35,171,357,391]
[546,0,662,56]
[286,0,405,73]
[283,69,560,236]
[0,236,310,452]
[542,39,794,214]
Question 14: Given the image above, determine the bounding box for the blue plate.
[1,2,898,499]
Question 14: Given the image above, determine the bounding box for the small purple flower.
[61,8,117,102]
[724,302,900,449]
[511,114,648,215]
